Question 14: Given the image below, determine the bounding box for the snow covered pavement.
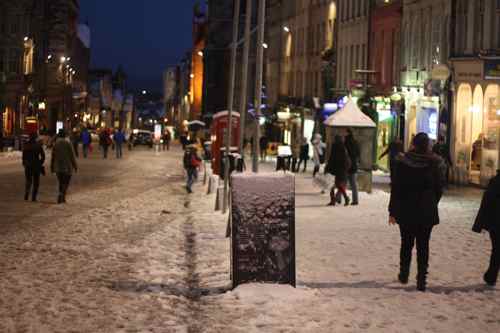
[0,149,498,332]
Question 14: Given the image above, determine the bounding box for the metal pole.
[223,0,241,214]
[252,0,266,173]
[239,0,252,155]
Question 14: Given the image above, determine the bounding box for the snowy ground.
[0,147,498,332]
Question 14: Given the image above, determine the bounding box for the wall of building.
[335,0,370,91]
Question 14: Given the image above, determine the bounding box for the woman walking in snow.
[22,133,45,202]
[325,135,351,206]
[312,134,326,178]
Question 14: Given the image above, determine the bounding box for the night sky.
[80,1,199,93]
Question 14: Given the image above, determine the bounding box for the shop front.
[451,58,500,186]
[373,95,402,171]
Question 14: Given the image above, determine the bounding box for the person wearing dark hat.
[473,170,500,286]
[388,132,445,292]
[51,129,78,203]
[22,133,45,201]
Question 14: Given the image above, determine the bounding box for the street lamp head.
[197,51,203,57]
[60,56,66,63]
[283,26,290,33]
[263,43,268,49]
[23,36,29,42]
[190,74,195,79]
[142,90,147,95]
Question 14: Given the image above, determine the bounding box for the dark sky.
[80,1,199,93]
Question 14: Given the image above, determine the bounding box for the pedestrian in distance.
[291,139,301,173]
[99,128,112,159]
[473,169,500,286]
[70,128,80,158]
[380,138,404,178]
[389,133,445,292]
[80,127,92,158]
[297,137,310,173]
[259,135,269,161]
[432,135,453,187]
[183,145,201,194]
[22,133,45,202]
[162,130,171,151]
[345,129,361,206]
[311,133,326,178]
[325,135,351,206]
[114,128,126,159]
[51,129,78,204]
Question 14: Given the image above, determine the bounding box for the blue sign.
[485,60,500,80]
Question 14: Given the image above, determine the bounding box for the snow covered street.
[0,148,498,333]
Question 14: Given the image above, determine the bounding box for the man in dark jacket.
[345,129,361,205]
[99,129,111,159]
[473,170,500,286]
[389,133,445,292]
[22,133,45,201]
[114,128,126,159]
[51,129,78,204]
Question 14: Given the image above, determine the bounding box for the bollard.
[215,186,224,211]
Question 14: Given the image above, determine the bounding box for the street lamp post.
[223,0,241,214]
[252,0,266,172]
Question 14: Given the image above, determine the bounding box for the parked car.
[132,130,153,148]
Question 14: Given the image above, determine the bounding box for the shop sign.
[431,64,450,80]
[454,60,483,82]
[484,59,500,80]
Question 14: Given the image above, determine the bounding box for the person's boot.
[24,192,29,201]
[417,273,427,292]
[327,190,336,206]
[344,196,350,206]
[484,271,497,286]
[32,192,37,202]
[57,194,63,204]
[398,267,410,284]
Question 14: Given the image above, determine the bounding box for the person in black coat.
[389,133,445,292]
[326,135,350,206]
[473,170,500,286]
[297,137,310,173]
[345,129,360,205]
[22,133,46,202]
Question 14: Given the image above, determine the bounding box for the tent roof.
[323,99,376,128]
[213,111,241,119]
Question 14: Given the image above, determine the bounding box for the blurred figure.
[114,128,126,159]
[162,129,171,151]
[51,129,78,204]
[81,127,92,158]
[22,133,45,202]
[473,170,500,286]
[183,145,201,193]
[432,135,452,186]
[0,130,4,152]
[345,129,361,205]
[471,133,484,170]
[326,135,350,206]
[70,128,80,158]
[311,133,326,177]
[259,135,269,161]
[297,137,310,173]
[379,138,404,177]
[389,133,445,292]
[99,128,112,159]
